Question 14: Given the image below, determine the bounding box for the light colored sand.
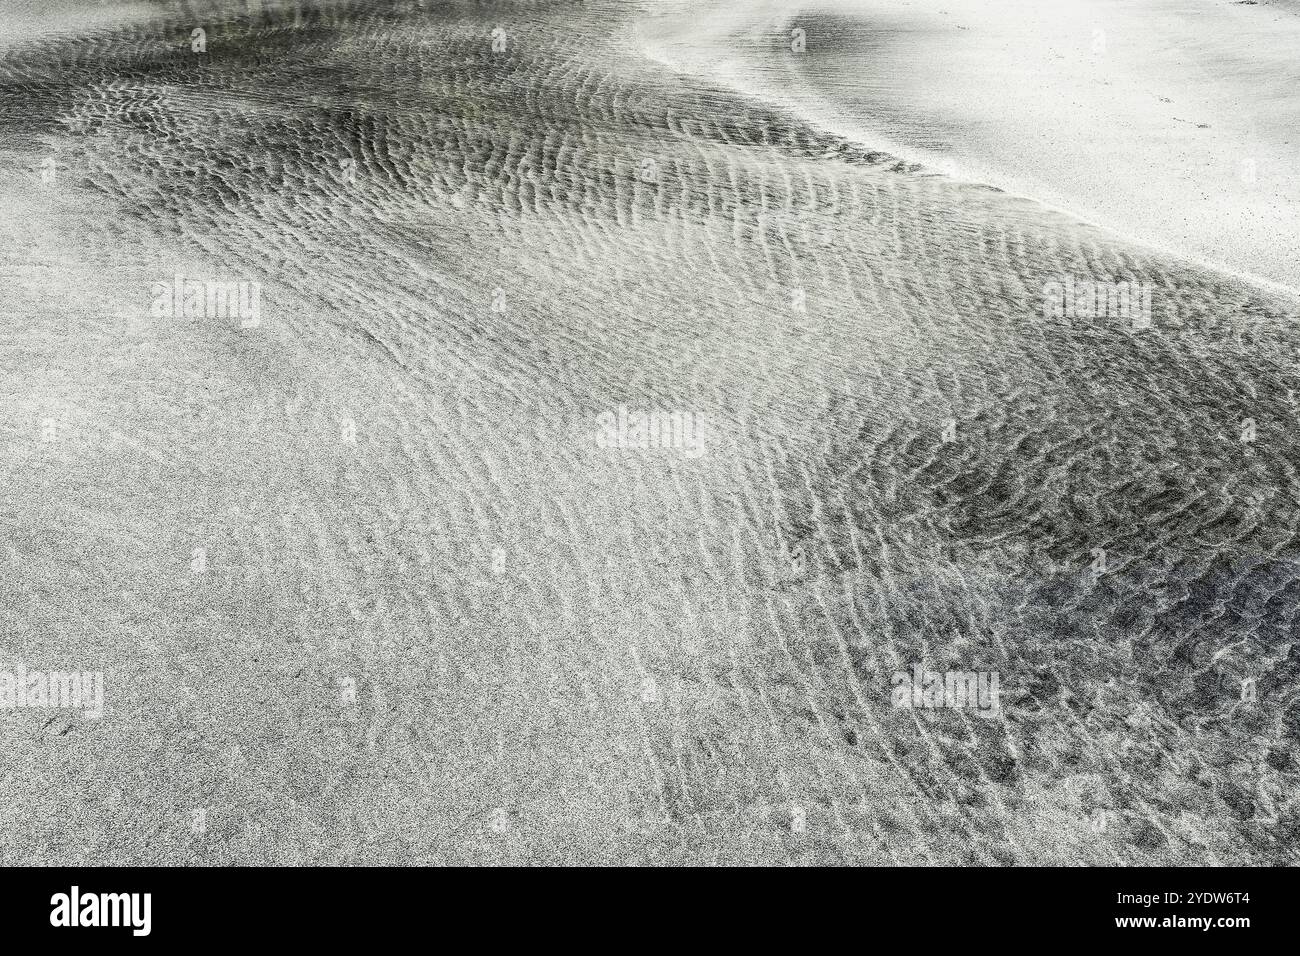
[636,0,1300,292]
[0,0,156,50]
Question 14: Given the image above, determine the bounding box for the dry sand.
[638,0,1300,292]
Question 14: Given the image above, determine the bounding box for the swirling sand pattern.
[0,0,1297,864]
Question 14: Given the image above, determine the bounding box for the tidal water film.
[2,0,1299,866]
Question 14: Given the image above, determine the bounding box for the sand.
[1,0,1298,864]
[637,0,1300,292]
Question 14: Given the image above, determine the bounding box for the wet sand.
[1,0,1298,864]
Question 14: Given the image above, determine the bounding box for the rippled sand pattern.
[1,0,1298,864]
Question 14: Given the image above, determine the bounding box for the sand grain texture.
[1,0,1298,865]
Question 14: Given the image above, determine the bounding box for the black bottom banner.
[0,865,1283,946]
